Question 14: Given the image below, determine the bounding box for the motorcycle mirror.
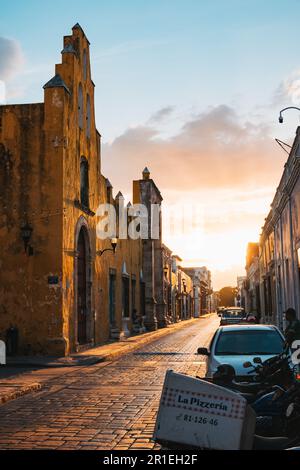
[243,361,252,368]
[253,357,262,364]
[286,403,295,418]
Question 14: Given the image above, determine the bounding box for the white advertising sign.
[153,370,256,450]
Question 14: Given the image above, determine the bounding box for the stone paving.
[0,315,219,450]
[0,317,202,405]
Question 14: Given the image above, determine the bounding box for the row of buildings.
[242,126,300,328]
[0,24,214,356]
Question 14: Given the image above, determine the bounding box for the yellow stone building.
[0,24,145,355]
[0,24,195,356]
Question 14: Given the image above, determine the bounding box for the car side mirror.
[243,361,252,368]
[253,357,262,364]
[197,347,209,356]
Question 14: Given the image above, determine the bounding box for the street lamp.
[96,238,118,257]
[278,107,300,124]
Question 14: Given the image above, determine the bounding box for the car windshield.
[222,311,243,318]
[215,330,284,355]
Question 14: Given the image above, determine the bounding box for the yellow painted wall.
[0,102,64,354]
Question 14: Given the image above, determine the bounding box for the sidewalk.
[0,314,215,405]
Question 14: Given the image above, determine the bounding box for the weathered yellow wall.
[0,102,64,354]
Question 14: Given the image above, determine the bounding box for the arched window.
[80,157,89,208]
[83,49,87,80]
[78,83,83,129]
[86,94,91,138]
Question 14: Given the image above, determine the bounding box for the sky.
[1,0,300,289]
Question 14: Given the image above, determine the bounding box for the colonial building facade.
[0,25,197,356]
[181,266,213,316]
[244,126,300,328]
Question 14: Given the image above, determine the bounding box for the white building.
[259,126,300,328]
[182,266,213,315]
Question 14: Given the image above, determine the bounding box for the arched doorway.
[76,226,91,345]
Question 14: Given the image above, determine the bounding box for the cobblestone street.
[0,315,219,450]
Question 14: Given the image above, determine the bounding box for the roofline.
[172,255,183,262]
[72,23,91,45]
[0,102,44,109]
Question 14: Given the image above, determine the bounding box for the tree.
[218,286,238,307]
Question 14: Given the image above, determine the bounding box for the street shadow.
[133,352,197,356]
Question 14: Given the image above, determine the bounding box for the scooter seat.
[253,435,290,450]
[232,381,261,393]
[240,392,257,403]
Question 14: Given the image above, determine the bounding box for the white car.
[198,324,285,379]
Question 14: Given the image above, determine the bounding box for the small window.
[78,83,83,129]
[140,281,146,317]
[109,272,116,326]
[86,94,91,138]
[107,186,111,202]
[122,276,130,318]
[131,278,136,320]
[83,49,87,81]
[80,157,89,208]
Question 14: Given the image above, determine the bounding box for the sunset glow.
[160,188,274,288]
[2,0,300,290]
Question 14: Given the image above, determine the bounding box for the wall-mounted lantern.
[182,279,187,293]
[96,238,118,257]
[21,223,34,256]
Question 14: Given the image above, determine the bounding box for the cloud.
[102,104,285,195]
[273,69,300,107]
[102,105,286,288]
[0,37,24,81]
[148,106,175,123]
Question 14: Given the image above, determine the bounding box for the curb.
[98,318,201,362]
[0,383,42,405]
[5,356,104,368]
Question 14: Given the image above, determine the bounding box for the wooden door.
[77,230,87,344]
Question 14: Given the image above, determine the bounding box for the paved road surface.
[0,315,219,450]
